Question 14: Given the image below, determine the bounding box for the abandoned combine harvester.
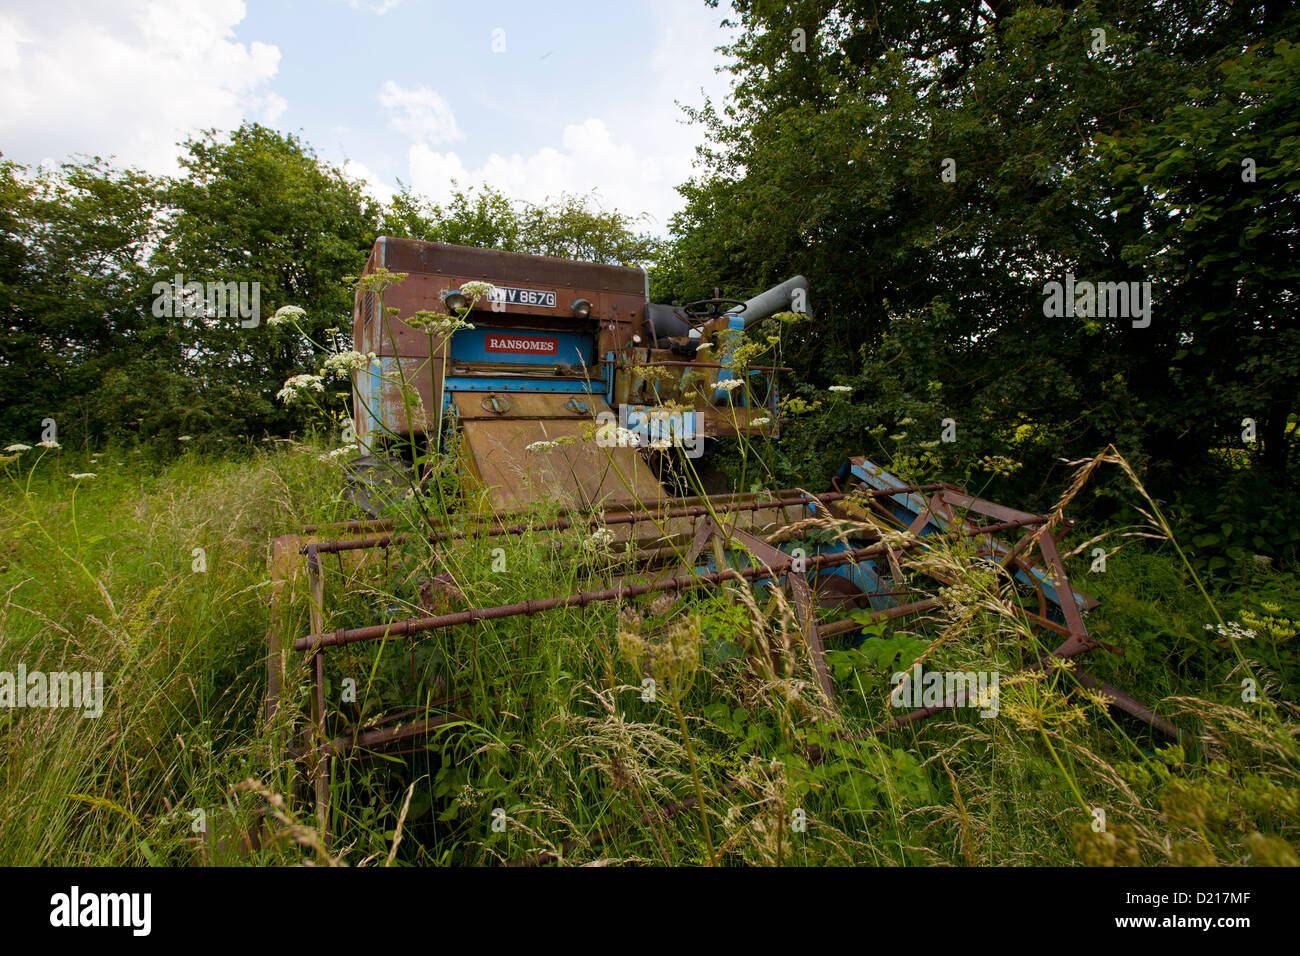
[265,238,1176,852]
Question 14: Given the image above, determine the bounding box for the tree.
[0,157,166,449]
[381,184,661,267]
[660,0,1299,556]
[155,123,381,441]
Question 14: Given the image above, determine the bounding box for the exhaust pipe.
[642,275,811,340]
[727,275,810,329]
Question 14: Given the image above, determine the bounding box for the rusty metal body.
[353,238,648,441]
[263,241,1178,858]
[351,238,785,514]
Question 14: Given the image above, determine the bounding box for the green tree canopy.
[381,183,661,267]
[657,0,1298,552]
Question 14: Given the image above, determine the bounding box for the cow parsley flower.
[460,281,498,301]
[276,373,325,405]
[36,440,60,449]
[4,443,31,453]
[70,473,96,480]
[828,385,852,394]
[268,305,306,327]
[320,350,370,379]
[714,378,743,391]
[1204,621,1256,640]
[594,426,641,448]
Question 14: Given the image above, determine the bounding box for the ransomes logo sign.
[485,334,559,355]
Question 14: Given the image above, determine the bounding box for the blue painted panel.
[712,314,750,407]
[833,458,1093,615]
[440,378,598,405]
[449,326,593,367]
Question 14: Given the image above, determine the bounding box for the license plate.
[494,286,556,308]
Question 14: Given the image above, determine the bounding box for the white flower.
[4,443,31,452]
[36,440,60,449]
[526,440,559,453]
[69,473,96,480]
[276,373,325,405]
[695,341,713,351]
[595,426,641,448]
[178,435,192,441]
[714,378,743,391]
[1206,620,1256,640]
[317,447,354,463]
[584,527,616,552]
[828,385,852,394]
[750,416,771,427]
[321,350,370,379]
[460,281,498,301]
[268,305,306,327]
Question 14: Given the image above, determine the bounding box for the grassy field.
[1,440,1296,866]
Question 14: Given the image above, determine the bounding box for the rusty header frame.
[265,472,1179,854]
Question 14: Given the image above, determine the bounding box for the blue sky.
[0,0,739,229]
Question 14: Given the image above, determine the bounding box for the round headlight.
[443,290,470,312]
[570,298,593,319]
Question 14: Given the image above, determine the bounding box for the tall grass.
[2,438,1296,866]
[0,440,341,864]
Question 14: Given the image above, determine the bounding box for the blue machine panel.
[449,326,593,368]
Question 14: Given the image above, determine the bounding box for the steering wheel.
[682,297,747,321]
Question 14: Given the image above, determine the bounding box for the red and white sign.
[485,334,559,355]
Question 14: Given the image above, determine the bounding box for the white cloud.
[397,1,736,229]
[343,158,396,205]
[0,0,281,173]
[261,92,289,125]
[0,15,26,71]
[408,118,665,223]
[348,0,403,14]
[379,81,463,145]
